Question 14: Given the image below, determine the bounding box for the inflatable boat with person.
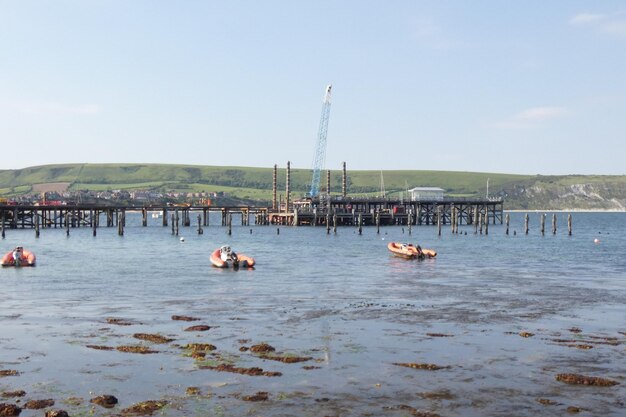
[1,246,36,267]
[387,242,436,259]
[210,245,255,269]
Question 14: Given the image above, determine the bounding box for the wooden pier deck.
[0,196,503,236]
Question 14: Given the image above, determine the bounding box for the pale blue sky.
[1,1,625,174]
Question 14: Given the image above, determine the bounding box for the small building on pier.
[408,187,445,201]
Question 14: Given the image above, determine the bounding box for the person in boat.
[415,245,425,260]
[399,243,425,260]
[12,246,23,265]
[219,245,239,266]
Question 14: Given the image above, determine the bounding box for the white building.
[408,187,445,201]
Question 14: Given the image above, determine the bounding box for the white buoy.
[180,237,185,242]
[594,238,599,244]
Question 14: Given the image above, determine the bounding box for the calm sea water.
[1,212,625,416]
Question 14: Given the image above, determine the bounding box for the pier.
[0,198,503,233]
[267,196,504,227]
[0,162,504,234]
[0,204,267,233]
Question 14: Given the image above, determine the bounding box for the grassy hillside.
[0,163,523,198]
[0,163,625,210]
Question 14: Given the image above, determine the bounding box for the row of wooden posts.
[1,210,572,238]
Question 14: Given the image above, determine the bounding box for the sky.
[1,1,625,175]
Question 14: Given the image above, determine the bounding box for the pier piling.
[437,206,442,236]
[568,214,572,236]
[540,213,545,236]
[484,212,488,235]
[505,213,510,235]
[552,213,557,235]
[473,206,479,234]
[524,213,529,234]
[118,210,125,236]
[376,211,380,234]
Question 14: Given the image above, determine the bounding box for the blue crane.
[309,84,332,197]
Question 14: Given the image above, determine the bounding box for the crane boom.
[310,84,332,197]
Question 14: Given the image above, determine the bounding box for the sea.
[1,211,624,417]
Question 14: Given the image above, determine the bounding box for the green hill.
[1,163,625,210]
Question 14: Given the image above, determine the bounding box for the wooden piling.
[197,214,203,234]
[333,213,337,233]
[66,213,70,236]
[568,214,572,236]
[479,209,483,235]
[408,210,412,235]
[171,213,175,235]
[142,208,147,227]
[358,213,363,235]
[524,213,529,234]
[484,212,488,235]
[376,211,380,234]
[552,213,557,235]
[228,213,232,236]
[1,211,4,238]
[118,210,125,236]
[326,213,330,234]
[450,206,455,234]
[505,213,510,235]
[175,210,180,236]
[540,213,545,236]
[92,215,97,237]
[474,206,479,234]
[35,210,40,238]
[162,208,168,226]
[437,206,442,236]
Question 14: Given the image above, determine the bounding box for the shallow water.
[1,212,624,416]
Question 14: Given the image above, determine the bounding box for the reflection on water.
[0,212,624,416]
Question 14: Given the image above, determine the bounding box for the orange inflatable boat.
[210,245,255,269]
[387,242,436,259]
[1,247,36,267]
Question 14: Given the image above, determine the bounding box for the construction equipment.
[309,84,332,197]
